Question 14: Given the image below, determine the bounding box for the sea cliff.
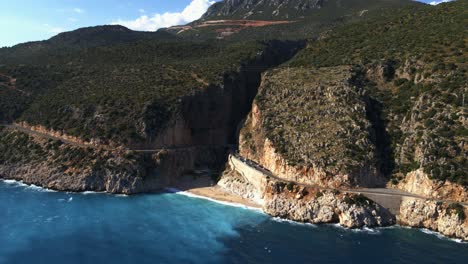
[219,157,468,240]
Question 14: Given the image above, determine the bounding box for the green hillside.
[0,39,267,144]
[278,0,467,185]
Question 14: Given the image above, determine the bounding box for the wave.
[420,228,467,244]
[326,223,382,235]
[166,187,263,213]
[28,184,57,192]
[1,179,132,198]
[1,179,56,192]
[358,227,381,235]
[271,217,318,228]
[82,191,106,195]
[2,179,19,184]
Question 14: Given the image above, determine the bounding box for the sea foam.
[271,217,318,228]
[420,228,468,244]
[0,179,56,192]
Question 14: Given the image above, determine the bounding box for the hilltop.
[167,0,420,40]
[201,0,415,20]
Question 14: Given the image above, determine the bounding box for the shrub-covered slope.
[239,66,385,188]
[254,0,467,187]
[0,39,273,145]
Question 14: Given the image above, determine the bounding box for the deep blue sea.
[0,180,467,264]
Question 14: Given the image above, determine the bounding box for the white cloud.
[68,17,78,22]
[139,9,146,13]
[112,0,215,31]
[73,8,85,14]
[429,0,454,5]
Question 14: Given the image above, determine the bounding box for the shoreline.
[1,178,466,244]
[166,186,263,211]
[168,184,262,210]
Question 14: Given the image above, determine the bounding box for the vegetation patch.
[446,203,466,221]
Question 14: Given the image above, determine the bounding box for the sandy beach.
[173,175,261,209]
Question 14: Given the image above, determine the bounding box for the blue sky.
[0,0,451,47]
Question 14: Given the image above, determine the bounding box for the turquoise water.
[0,180,467,264]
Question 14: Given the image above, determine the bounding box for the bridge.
[228,154,468,214]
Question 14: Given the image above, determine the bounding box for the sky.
[0,0,454,47]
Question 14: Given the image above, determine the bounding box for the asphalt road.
[231,153,468,207]
[0,123,232,153]
[1,123,466,207]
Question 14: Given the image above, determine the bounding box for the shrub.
[446,203,466,221]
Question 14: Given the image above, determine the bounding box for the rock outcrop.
[202,0,325,20]
[218,160,395,228]
[219,159,468,240]
[263,182,395,228]
[218,167,265,204]
[396,169,468,203]
[0,128,227,194]
[239,67,385,189]
[398,197,468,241]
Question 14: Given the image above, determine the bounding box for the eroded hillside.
[235,0,467,201]
[240,66,385,188]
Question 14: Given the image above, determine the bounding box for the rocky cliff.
[399,197,468,241]
[219,161,395,228]
[395,169,468,203]
[218,60,467,240]
[219,157,468,240]
[0,41,303,194]
[238,66,385,189]
[0,127,227,194]
[263,182,395,228]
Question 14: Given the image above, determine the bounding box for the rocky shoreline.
[1,175,467,242]
[217,164,468,241]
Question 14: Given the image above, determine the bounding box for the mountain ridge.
[200,0,420,20]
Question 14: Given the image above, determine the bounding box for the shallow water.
[0,180,467,264]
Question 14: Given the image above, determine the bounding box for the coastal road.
[1,123,96,149]
[1,122,467,207]
[231,153,468,207]
[0,123,232,153]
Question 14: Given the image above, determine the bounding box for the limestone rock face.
[219,160,468,240]
[239,67,385,189]
[0,129,227,194]
[398,198,468,241]
[263,185,395,228]
[397,169,468,203]
[218,168,265,204]
[219,160,395,228]
[203,0,325,19]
